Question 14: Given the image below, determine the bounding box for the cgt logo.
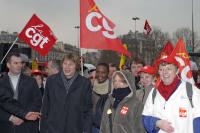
[25,24,49,49]
[85,11,117,39]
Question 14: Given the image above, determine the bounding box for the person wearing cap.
[142,55,200,133]
[136,66,156,104]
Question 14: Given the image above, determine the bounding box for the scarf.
[157,76,180,101]
[61,71,78,94]
[93,79,109,95]
[112,87,131,109]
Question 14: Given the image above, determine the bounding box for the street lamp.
[74,25,80,50]
[132,17,140,39]
[191,0,194,53]
[132,17,140,57]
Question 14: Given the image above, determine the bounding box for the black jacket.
[40,72,92,133]
[0,73,42,133]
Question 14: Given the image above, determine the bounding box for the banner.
[18,14,57,56]
[119,44,128,70]
[80,0,131,57]
[144,20,152,35]
[171,38,194,84]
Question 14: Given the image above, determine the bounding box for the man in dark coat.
[40,53,92,133]
[0,52,42,133]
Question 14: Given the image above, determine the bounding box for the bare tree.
[173,27,199,52]
[149,26,171,57]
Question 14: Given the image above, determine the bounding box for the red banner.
[80,0,131,57]
[144,20,152,35]
[171,38,194,84]
[18,14,57,56]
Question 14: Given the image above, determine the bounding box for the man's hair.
[49,60,60,71]
[61,53,80,71]
[109,63,119,70]
[6,52,21,63]
[130,57,145,66]
[97,63,109,72]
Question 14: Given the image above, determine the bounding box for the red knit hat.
[138,66,156,76]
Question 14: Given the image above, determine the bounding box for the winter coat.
[142,81,200,133]
[136,84,153,104]
[0,73,42,133]
[40,72,93,133]
[100,70,145,133]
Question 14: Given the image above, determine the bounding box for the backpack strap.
[186,82,194,108]
[152,88,157,104]
[108,99,113,133]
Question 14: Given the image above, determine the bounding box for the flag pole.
[0,37,18,64]
[79,0,84,76]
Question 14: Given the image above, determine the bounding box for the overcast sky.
[0,0,199,46]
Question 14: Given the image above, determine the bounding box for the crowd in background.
[0,52,200,133]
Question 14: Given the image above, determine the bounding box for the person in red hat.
[31,69,44,96]
[136,65,156,104]
[142,55,200,133]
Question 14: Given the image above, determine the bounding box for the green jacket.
[100,70,145,133]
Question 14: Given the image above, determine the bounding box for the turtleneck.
[157,76,181,101]
[93,79,109,95]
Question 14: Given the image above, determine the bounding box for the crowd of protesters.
[1,52,200,133]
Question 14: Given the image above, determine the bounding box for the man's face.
[46,61,54,76]
[45,61,59,76]
[131,63,143,76]
[96,65,109,83]
[158,64,178,85]
[7,56,23,75]
[62,59,76,78]
[140,72,154,88]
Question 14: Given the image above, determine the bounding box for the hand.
[156,120,174,133]
[25,112,41,121]
[9,115,24,126]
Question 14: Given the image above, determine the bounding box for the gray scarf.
[61,71,78,94]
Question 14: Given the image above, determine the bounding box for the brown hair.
[61,53,80,71]
[113,72,127,84]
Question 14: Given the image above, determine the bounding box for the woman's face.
[158,64,177,85]
[140,72,154,88]
[113,74,128,89]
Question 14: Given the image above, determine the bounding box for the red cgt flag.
[144,20,152,35]
[80,0,131,57]
[18,14,57,56]
[171,38,194,84]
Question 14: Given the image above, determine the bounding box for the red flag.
[171,38,194,84]
[144,20,152,35]
[153,41,174,67]
[80,0,131,57]
[18,14,57,56]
